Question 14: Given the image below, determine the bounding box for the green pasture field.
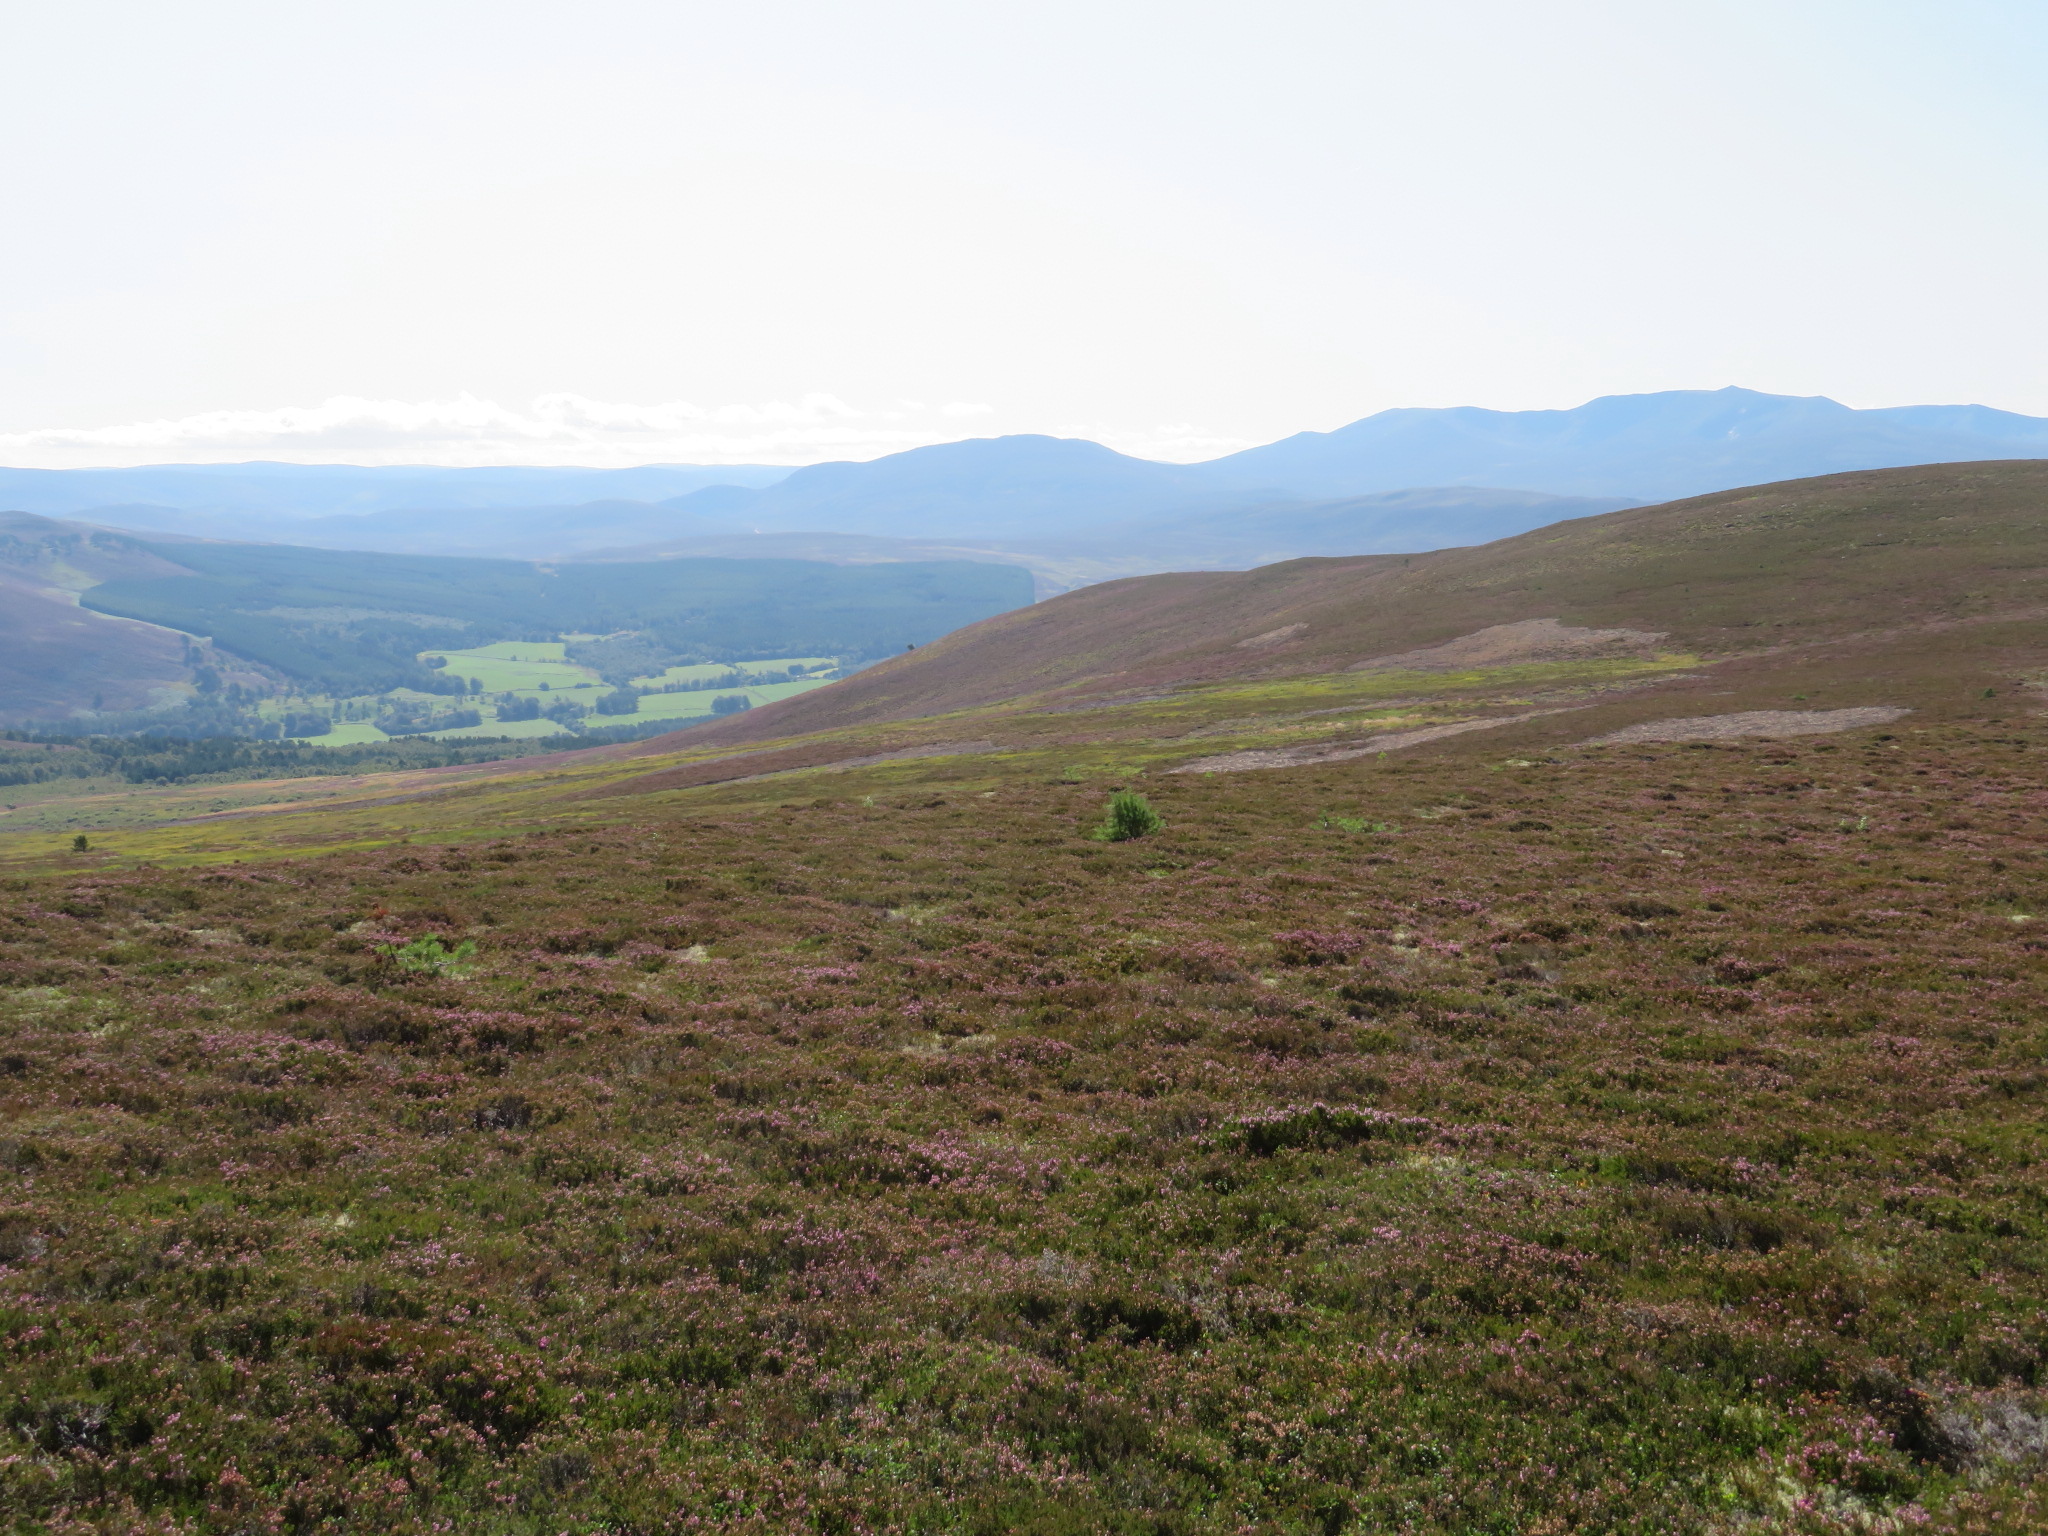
[418,642,595,692]
[411,717,570,741]
[628,675,834,721]
[627,691,721,722]
[631,656,836,687]
[257,651,842,745]
[312,720,396,746]
[462,641,574,658]
[422,646,833,703]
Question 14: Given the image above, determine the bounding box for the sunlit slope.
[669,461,2048,747]
[9,459,2048,866]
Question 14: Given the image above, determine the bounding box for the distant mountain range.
[0,462,791,517]
[67,498,745,559]
[12,388,2048,585]
[1186,387,2048,502]
[579,487,1637,598]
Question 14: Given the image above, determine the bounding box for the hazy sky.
[2,1,2043,467]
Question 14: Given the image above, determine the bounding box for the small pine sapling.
[1093,789,1164,842]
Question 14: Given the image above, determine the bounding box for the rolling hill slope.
[666,460,2048,748]
[10,465,2048,1536]
[0,514,1033,730]
[568,486,1637,597]
[0,514,222,719]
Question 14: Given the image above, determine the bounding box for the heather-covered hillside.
[670,460,2048,748]
[3,719,2046,1532]
[2,461,2047,1532]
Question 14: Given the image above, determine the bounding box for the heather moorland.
[2,465,2046,1533]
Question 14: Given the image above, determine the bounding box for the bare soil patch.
[1349,617,1667,672]
[1586,705,1910,745]
[1237,622,1308,649]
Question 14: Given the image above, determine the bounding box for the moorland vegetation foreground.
[2,463,2048,1533]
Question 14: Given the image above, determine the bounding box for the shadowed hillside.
[580,486,1636,597]
[0,513,1033,733]
[0,513,207,717]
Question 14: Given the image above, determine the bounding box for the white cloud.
[0,394,1256,469]
[1084,422,1258,462]
[0,393,1020,469]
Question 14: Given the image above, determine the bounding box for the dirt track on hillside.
[1168,709,1577,774]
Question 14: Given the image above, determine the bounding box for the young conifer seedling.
[1093,789,1163,841]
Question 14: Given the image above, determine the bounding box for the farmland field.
[418,643,584,694]
[260,651,842,744]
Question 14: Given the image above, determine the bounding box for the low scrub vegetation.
[0,722,2044,1531]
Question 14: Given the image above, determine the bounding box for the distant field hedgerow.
[0,721,2045,1532]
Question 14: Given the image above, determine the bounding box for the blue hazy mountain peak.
[1196,387,2048,501]
[668,433,1223,539]
[15,387,2048,556]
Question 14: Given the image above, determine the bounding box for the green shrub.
[382,935,478,975]
[1092,790,1163,842]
